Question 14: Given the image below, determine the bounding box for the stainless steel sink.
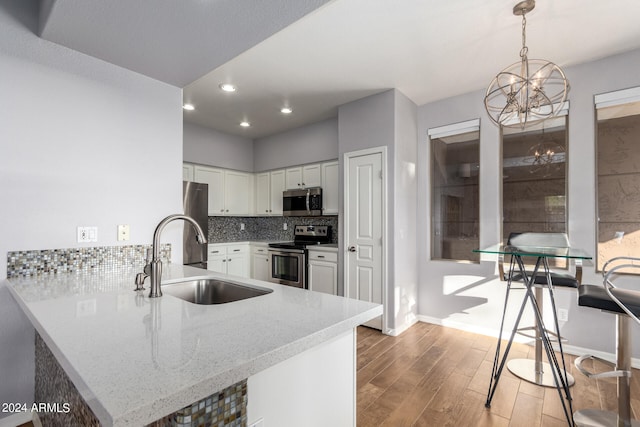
[163,279,273,305]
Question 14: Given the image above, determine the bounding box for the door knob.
[348,245,356,252]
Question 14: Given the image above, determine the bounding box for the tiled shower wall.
[208,216,339,243]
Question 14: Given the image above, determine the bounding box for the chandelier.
[484,0,569,129]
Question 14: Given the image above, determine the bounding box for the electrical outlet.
[283,223,288,231]
[77,226,98,243]
[118,224,130,241]
[240,223,245,231]
[558,308,569,322]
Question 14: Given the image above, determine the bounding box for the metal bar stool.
[574,256,640,427]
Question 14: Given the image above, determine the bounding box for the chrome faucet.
[136,214,207,298]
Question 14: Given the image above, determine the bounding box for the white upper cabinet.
[187,160,335,216]
[194,166,225,215]
[255,172,271,215]
[225,170,252,215]
[255,170,285,216]
[193,165,252,216]
[285,167,303,190]
[269,169,285,215]
[321,161,339,215]
[285,163,322,189]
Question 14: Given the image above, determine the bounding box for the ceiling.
[39,0,640,139]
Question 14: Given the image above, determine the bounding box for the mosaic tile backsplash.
[6,244,171,278]
[208,216,339,243]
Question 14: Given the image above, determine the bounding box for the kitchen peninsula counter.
[6,265,381,426]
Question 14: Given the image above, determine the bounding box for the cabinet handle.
[317,255,325,258]
[233,249,240,252]
[220,209,224,212]
[222,259,226,262]
[265,210,269,212]
[226,209,229,212]
[228,258,232,262]
[211,250,219,254]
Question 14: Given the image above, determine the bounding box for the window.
[430,120,480,262]
[596,88,640,272]
[502,116,568,241]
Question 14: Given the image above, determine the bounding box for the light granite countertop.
[6,265,381,427]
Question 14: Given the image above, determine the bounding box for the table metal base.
[573,409,640,427]
[507,359,575,387]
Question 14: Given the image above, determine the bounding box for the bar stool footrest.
[574,354,630,379]
[514,326,568,343]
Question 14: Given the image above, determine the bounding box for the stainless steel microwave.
[283,187,323,216]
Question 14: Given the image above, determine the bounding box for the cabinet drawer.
[226,243,249,254]
[208,245,226,256]
[252,246,269,255]
[308,251,337,263]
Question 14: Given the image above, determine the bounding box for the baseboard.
[385,317,419,337]
[416,315,640,369]
[0,411,33,427]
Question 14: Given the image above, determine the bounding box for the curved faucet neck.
[152,214,207,260]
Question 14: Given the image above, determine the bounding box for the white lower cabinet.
[251,245,270,281]
[207,243,250,278]
[307,250,338,295]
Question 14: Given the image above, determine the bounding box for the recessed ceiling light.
[280,107,293,114]
[240,121,250,127]
[219,83,237,92]
[183,103,195,111]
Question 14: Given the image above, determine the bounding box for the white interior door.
[345,151,384,330]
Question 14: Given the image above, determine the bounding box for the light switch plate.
[118,224,130,241]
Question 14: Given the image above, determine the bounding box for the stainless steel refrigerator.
[183,181,208,269]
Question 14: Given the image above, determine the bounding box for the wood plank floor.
[357,322,640,426]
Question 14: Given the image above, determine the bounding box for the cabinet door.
[225,171,251,215]
[194,166,225,215]
[252,253,270,281]
[227,253,250,278]
[183,164,194,182]
[256,172,271,215]
[321,161,339,215]
[303,164,322,188]
[285,167,303,189]
[308,260,338,295]
[207,255,228,274]
[269,170,286,215]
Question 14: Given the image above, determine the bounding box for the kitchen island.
[6,264,381,426]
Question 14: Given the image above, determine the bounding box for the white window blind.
[428,119,480,139]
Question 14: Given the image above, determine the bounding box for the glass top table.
[474,244,592,260]
[476,243,591,425]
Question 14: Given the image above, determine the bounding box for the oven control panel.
[294,225,330,237]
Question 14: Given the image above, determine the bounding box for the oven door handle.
[305,189,310,214]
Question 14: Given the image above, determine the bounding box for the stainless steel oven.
[267,225,332,289]
[268,247,306,288]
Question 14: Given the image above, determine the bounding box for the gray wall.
[392,91,418,332]
[183,121,254,172]
[338,89,419,335]
[0,0,183,416]
[416,48,640,356]
[254,118,338,171]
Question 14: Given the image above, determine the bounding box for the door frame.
[343,146,388,334]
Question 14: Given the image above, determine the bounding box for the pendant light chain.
[520,13,528,59]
